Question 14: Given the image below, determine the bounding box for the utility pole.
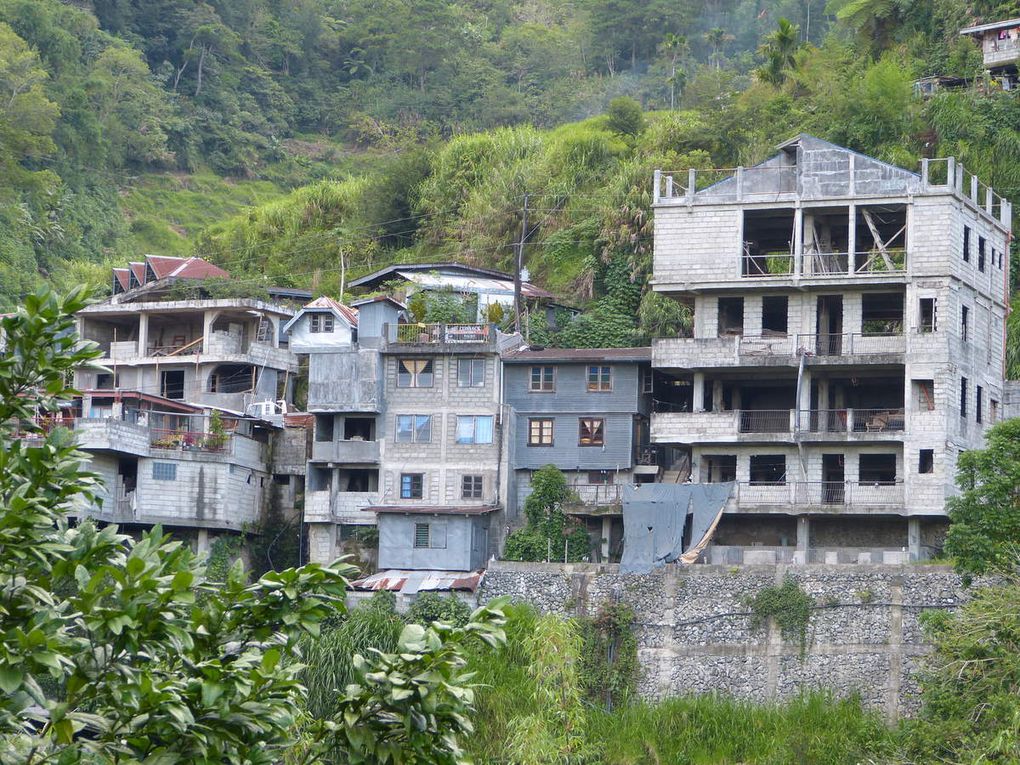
[513,192,529,334]
[338,244,347,299]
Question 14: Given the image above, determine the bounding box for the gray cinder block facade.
[650,134,1012,562]
[300,294,516,566]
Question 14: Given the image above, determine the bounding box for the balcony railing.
[738,409,792,433]
[800,250,906,276]
[735,480,904,507]
[150,428,231,453]
[388,323,493,345]
[799,408,905,434]
[795,332,905,357]
[635,444,666,466]
[654,407,907,441]
[569,483,622,507]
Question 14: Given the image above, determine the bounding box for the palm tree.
[755,18,803,85]
[704,27,734,70]
[660,33,689,109]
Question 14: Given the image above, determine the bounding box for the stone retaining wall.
[479,561,968,719]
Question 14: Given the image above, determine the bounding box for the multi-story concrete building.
[62,257,307,550]
[961,17,1020,88]
[502,347,659,561]
[649,134,1011,563]
[298,293,518,567]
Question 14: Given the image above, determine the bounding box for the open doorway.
[822,453,844,504]
[815,296,843,355]
[160,370,185,399]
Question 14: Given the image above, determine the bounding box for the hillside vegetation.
[2,0,1020,360]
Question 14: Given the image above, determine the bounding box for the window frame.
[586,365,613,393]
[400,472,424,499]
[457,358,486,388]
[963,225,971,263]
[461,474,483,499]
[456,415,494,445]
[152,462,177,481]
[529,365,555,392]
[578,417,606,447]
[395,414,432,443]
[414,522,430,548]
[527,417,554,447]
[918,449,934,474]
[396,358,434,388]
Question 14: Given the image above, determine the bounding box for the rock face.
[479,561,970,720]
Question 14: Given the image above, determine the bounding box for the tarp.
[619,483,734,574]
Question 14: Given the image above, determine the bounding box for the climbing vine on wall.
[578,601,639,710]
[748,576,814,653]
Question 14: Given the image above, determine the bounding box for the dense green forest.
[3,0,1020,360]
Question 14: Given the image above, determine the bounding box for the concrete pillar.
[601,516,612,562]
[196,528,210,554]
[793,206,804,276]
[712,380,724,411]
[203,310,221,347]
[907,518,922,561]
[795,516,810,564]
[693,372,705,411]
[847,203,857,274]
[137,313,149,356]
[798,370,812,412]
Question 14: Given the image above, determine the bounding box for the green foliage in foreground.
[945,418,1020,581]
[906,577,1020,764]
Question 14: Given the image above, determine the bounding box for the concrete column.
[712,380,724,411]
[196,529,210,554]
[601,516,612,562]
[795,516,810,564]
[137,313,149,356]
[203,310,221,347]
[847,203,857,274]
[907,517,922,561]
[798,370,812,412]
[793,206,804,276]
[693,372,705,411]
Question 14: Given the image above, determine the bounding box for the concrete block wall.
[479,561,970,719]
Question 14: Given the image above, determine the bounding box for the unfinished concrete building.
[650,134,1011,563]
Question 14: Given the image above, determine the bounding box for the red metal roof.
[112,269,130,291]
[170,257,230,280]
[128,262,146,285]
[367,504,499,516]
[145,255,187,279]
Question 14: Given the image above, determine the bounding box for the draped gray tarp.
[619,483,735,574]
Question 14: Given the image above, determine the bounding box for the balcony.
[311,439,381,464]
[304,490,381,524]
[149,428,233,455]
[75,417,151,456]
[384,323,496,352]
[734,481,905,512]
[565,483,623,513]
[652,407,906,444]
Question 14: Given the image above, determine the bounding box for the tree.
[659,33,689,109]
[944,418,1020,580]
[704,27,735,70]
[503,465,590,562]
[605,96,645,137]
[0,288,508,763]
[756,18,803,86]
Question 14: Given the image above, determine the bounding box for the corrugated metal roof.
[502,346,651,363]
[960,17,1020,35]
[302,295,359,326]
[351,569,484,593]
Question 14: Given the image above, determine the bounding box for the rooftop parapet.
[653,135,1012,230]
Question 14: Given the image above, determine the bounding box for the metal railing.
[794,332,905,357]
[799,408,905,434]
[735,480,904,507]
[390,323,493,345]
[741,251,795,277]
[569,483,623,506]
[149,428,231,453]
[635,444,665,466]
[738,409,792,433]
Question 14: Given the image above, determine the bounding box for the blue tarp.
[619,483,734,574]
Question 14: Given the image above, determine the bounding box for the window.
[961,305,969,342]
[717,297,744,336]
[578,417,605,446]
[919,449,934,474]
[309,313,334,333]
[762,296,788,335]
[976,385,983,423]
[152,462,177,481]
[95,372,119,389]
[529,366,555,392]
[915,379,935,411]
[919,298,936,333]
[273,474,290,485]
[587,365,612,392]
[315,414,334,442]
[859,454,897,484]
[462,475,483,499]
[400,473,424,499]
[861,292,904,335]
[456,415,494,444]
[396,414,432,443]
[960,377,968,418]
[749,455,786,485]
[588,470,613,485]
[527,418,554,446]
[963,226,971,262]
[397,358,433,388]
[414,521,446,549]
[991,399,1000,423]
[641,368,653,394]
[458,358,485,387]
[978,236,986,272]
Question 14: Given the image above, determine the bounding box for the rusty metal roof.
[351,569,485,594]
